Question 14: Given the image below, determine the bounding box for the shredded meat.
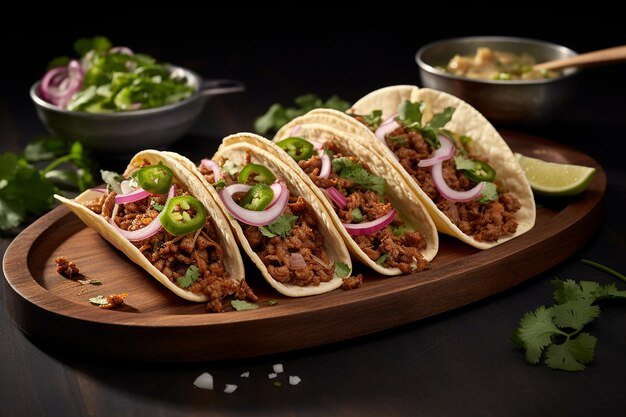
[386,127,521,242]
[243,196,335,287]
[84,177,257,312]
[301,140,430,274]
[55,256,80,278]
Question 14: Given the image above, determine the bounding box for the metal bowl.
[416,36,579,124]
[30,66,244,154]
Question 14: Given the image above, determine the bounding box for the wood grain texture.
[2,132,606,362]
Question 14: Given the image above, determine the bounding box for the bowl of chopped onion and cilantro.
[30,36,244,153]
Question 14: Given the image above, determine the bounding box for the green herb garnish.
[89,295,108,306]
[259,213,298,238]
[332,157,386,196]
[231,300,259,311]
[478,182,498,203]
[390,224,410,236]
[254,94,351,135]
[513,260,626,371]
[266,299,278,306]
[334,261,351,278]
[176,265,200,289]
[213,179,226,191]
[375,253,390,265]
[351,207,364,222]
[1,138,97,234]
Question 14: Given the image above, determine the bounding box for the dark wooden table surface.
[2,19,626,417]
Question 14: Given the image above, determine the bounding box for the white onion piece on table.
[223,384,238,394]
[219,181,288,226]
[343,209,396,236]
[325,186,347,209]
[374,112,399,143]
[193,372,214,390]
[431,162,485,202]
[418,135,455,167]
[318,153,331,178]
[289,376,302,385]
[108,184,176,241]
[200,158,221,181]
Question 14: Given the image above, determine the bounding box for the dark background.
[2,13,626,417]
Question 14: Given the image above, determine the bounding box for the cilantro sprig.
[0,138,97,234]
[254,94,351,136]
[332,157,386,196]
[513,260,626,371]
[396,101,455,149]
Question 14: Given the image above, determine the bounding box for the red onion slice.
[375,112,399,143]
[343,209,396,236]
[108,184,176,241]
[219,181,288,226]
[115,188,151,204]
[325,186,347,209]
[318,153,331,178]
[431,162,485,202]
[40,60,84,108]
[267,182,284,208]
[418,135,455,167]
[309,140,323,150]
[90,187,107,193]
[200,158,221,181]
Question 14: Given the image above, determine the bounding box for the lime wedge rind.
[515,153,596,197]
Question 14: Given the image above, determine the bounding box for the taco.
[165,134,353,297]
[54,150,254,312]
[346,85,535,249]
[220,117,438,276]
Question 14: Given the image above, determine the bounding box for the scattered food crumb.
[240,371,250,378]
[224,384,238,394]
[273,381,282,387]
[266,299,278,306]
[273,363,283,373]
[78,279,102,286]
[55,256,80,278]
[268,373,277,379]
[193,372,214,390]
[88,293,128,309]
[342,274,364,290]
[289,376,301,386]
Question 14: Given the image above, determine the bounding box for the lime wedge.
[515,153,596,196]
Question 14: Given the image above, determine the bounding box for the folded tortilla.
[222,118,439,275]
[165,134,353,297]
[348,85,536,249]
[54,150,245,302]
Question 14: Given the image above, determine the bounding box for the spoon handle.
[535,45,626,71]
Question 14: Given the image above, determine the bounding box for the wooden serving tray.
[2,132,606,362]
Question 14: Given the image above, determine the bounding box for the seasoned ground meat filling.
[85,179,256,312]
[200,163,336,288]
[386,127,521,242]
[299,141,428,273]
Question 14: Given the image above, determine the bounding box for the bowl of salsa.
[416,36,579,124]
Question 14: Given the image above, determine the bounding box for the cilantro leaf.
[254,94,351,135]
[360,110,383,131]
[398,100,426,125]
[453,155,477,171]
[266,299,278,306]
[0,197,25,231]
[351,207,364,222]
[376,253,389,266]
[513,305,563,364]
[0,153,19,182]
[552,299,600,330]
[258,213,298,238]
[332,157,386,196]
[426,107,455,129]
[391,224,411,236]
[334,261,350,278]
[74,36,112,56]
[213,179,226,191]
[89,295,109,306]
[478,182,498,203]
[24,137,68,162]
[231,300,259,311]
[545,332,597,371]
[387,135,406,145]
[176,265,200,289]
[101,170,124,194]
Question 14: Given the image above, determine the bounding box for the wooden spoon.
[534,45,626,71]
